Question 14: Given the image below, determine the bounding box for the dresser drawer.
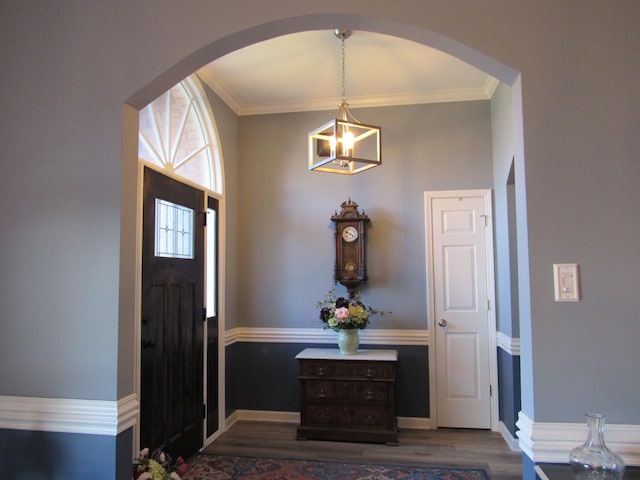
[352,382,388,403]
[299,362,338,378]
[353,363,395,381]
[300,360,394,381]
[305,381,350,402]
[305,380,388,404]
[351,405,389,428]
[306,404,389,429]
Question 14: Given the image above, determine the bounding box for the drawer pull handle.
[366,368,375,377]
[365,391,375,400]
[317,367,325,376]
[317,389,327,398]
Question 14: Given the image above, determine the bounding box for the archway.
[120,11,526,455]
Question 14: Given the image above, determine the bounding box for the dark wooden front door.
[141,167,204,458]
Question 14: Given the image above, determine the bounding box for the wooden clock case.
[331,199,369,297]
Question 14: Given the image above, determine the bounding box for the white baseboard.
[0,394,138,436]
[398,416,432,430]
[499,420,521,451]
[225,409,300,428]
[517,411,640,466]
[226,409,432,431]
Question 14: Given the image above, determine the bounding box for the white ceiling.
[196,30,498,117]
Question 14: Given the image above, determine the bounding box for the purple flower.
[335,297,349,309]
[319,307,332,322]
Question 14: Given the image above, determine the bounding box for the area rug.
[182,454,490,479]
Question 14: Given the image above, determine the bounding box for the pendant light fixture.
[308,30,382,174]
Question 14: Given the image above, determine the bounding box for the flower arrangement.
[317,289,386,332]
[132,448,188,480]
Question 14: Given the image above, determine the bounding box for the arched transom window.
[138,77,223,193]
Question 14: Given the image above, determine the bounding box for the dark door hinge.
[202,404,206,419]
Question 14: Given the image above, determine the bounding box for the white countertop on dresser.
[295,348,398,361]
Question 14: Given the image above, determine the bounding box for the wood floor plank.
[201,421,523,479]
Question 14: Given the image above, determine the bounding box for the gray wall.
[236,101,493,330]
[1,2,640,477]
[202,82,242,330]
[491,82,517,338]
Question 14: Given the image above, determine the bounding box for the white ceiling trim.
[202,74,499,117]
[196,30,501,117]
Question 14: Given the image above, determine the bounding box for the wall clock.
[331,199,369,297]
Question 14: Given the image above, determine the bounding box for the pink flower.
[335,307,349,322]
[177,463,189,476]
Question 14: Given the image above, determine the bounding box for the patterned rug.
[182,454,490,479]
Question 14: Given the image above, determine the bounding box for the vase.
[337,329,359,354]
[569,413,625,480]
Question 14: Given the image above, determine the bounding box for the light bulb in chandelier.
[328,131,355,160]
[340,131,355,157]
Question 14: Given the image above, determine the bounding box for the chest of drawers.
[295,348,398,445]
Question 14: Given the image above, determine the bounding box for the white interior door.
[426,190,496,429]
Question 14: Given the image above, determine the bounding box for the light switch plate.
[553,263,580,302]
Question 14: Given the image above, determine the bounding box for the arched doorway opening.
[120,12,526,455]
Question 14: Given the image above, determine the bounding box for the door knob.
[437,318,447,327]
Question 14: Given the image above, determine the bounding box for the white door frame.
[133,162,227,455]
[425,189,499,431]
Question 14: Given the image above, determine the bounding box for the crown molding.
[483,76,500,98]
[0,394,138,436]
[202,73,498,117]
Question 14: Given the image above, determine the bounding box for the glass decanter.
[569,413,625,480]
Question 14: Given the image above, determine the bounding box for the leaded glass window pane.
[155,198,194,259]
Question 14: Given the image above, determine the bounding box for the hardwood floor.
[201,421,523,479]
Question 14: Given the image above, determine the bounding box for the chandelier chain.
[340,35,346,104]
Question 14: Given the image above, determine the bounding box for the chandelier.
[308,30,382,175]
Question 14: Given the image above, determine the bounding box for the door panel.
[445,333,479,397]
[430,193,491,429]
[142,167,204,458]
[444,245,477,310]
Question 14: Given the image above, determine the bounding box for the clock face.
[342,225,358,242]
